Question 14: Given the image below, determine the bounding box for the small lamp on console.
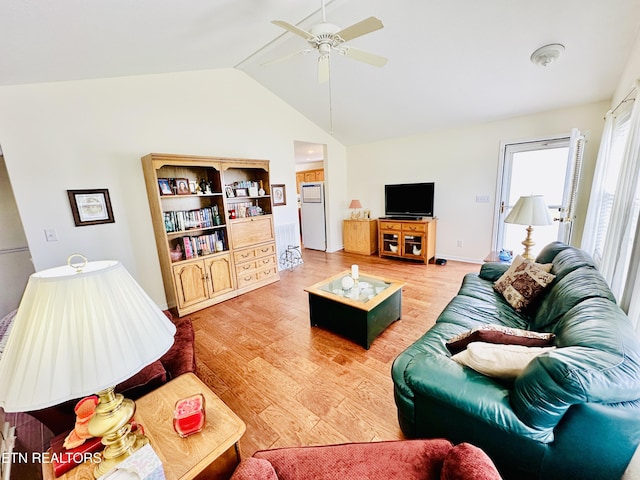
[504,195,553,260]
[349,199,363,219]
[0,255,176,478]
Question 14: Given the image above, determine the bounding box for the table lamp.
[504,195,553,260]
[0,255,176,477]
[349,199,363,219]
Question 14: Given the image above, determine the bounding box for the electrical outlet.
[44,228,58,242]
[457,240,463,248]
[475,195,490,203]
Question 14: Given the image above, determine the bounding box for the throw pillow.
[451,342,556,380]
[441,442,503,480]
[494,255,555,311]
[446,324,555,355]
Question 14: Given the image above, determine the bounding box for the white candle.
[351,264,359,279]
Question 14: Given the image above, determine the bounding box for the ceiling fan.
[267,0,387,83]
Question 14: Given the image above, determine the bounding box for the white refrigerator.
[300,182,326,251]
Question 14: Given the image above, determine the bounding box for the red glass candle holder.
[173,393,206,437]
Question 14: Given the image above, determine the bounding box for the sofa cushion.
[253,439,453,480]
[534,241,573,264]
[230,457,279,480]
[116,360,167,399]
[531,267,616,331]
[446,325,555,355]
[451,343,556,381]
[160,315,196,379]
[478,263,511,282]
[511,298,640,436]
[494,257,555,311]
[441,442,503,480]
[435,295,531,332]
[547,247,597,282]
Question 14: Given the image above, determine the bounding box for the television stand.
[378,218,437,264]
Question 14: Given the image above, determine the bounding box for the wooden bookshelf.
[142,153,279,316]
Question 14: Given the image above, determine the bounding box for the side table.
[42,373,245,480]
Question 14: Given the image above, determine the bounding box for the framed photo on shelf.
[175,178,191,195]
[225,186,235,198]
[158,178,173,196]
[272,184,286,206]
[67,189,115,227]
[235,188,248,197]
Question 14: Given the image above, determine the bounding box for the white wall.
[347,101,609,263]
[613,30,640,105]
[0,69,347,308]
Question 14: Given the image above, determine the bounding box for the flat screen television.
[384,182,434,219]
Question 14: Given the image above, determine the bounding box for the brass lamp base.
[88,387,149,478]
[521,225,536,260]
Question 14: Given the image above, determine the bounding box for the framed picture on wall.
[67,189,115,226]
[272,184,286,206]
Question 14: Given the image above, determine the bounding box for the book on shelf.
[179,232,226,259]
[164,206,220,233]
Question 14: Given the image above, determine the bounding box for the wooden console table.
[378,218,437,264]
[43,373,246,480]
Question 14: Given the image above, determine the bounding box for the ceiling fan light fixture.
[530,43,565,67]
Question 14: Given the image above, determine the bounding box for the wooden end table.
[305,270,405,349]
[42,373,245,480]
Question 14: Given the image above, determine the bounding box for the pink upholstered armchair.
[230,439,502,480]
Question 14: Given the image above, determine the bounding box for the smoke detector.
[530,43,565,67]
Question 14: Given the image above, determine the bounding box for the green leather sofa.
[392,242,640,479]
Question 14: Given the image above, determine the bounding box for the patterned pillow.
[446,324,555,355]
[494,255,555,311]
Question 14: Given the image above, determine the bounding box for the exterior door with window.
[494,129,585,257]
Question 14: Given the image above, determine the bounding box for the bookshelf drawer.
[255,244,276,258]
[256,255,276,269]
[236,272,259,288]
[234,243,276,264]
[257,266,278,280]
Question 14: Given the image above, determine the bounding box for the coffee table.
[304,270,405,349]
[42,373,245,480]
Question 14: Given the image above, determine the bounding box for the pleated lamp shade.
[0,260,176,412]
[504,195,553,226]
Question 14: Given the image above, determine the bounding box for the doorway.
[494,130,585,257]
[294,141,327,250]
[0,152,34,316]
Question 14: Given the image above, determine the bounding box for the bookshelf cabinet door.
[205,255,234,296]
[173,262,209,309]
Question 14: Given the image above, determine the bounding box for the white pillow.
[451,342,556,380]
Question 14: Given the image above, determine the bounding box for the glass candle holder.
[173,393,206,437]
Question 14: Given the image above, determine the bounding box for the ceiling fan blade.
[272,20,314,40]
[340,46,387,67]
[318,55,330,84]
[335,16,383,42]
[261,49,312,67]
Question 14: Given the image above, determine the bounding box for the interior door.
[494,130,585,257]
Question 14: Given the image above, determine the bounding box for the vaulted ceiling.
[2,0,639,145]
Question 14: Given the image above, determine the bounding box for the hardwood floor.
[189,249,480,457]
